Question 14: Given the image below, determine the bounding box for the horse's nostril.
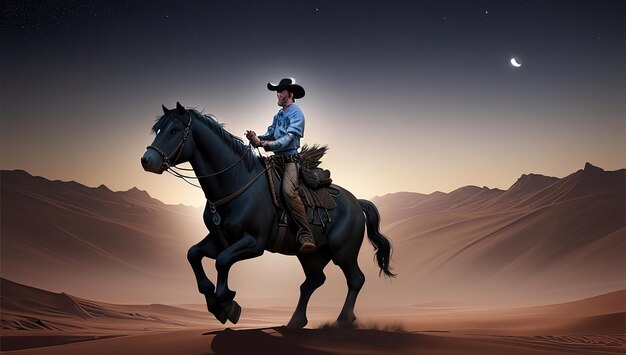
[141,156,149,164]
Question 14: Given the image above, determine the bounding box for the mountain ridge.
[0,169,196,209]
[1,163,624,306]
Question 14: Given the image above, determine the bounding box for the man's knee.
[282,163,299,198]
[282,181,298,198]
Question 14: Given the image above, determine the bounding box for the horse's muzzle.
[141,149,165,174]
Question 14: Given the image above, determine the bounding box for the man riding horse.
[141,82,395,327]
[246,78,316,253]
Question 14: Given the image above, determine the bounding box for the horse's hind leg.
[336,258,365,327]
[187,234,227,323]
[287,249,332,328]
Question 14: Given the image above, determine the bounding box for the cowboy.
[246,78,316,253]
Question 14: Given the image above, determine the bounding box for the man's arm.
[258,115,278,141]
[247,115,278,146]
[286,108,304,137]
[257,133,272,141]
[263,133,296,151]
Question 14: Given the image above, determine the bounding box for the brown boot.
[298,230,316,253]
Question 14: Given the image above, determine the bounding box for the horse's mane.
[152,108,257,171]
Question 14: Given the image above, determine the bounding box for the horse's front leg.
[215,233,265,323]
[187,234,228,323]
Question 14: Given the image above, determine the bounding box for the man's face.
[276,89,293,107]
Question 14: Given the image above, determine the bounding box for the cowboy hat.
[267,78,305,99]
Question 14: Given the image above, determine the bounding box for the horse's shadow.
[206,325,424,355]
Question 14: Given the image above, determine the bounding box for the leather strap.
[212,166,270,208]
[264,159,282,208]
[272,221,288,252]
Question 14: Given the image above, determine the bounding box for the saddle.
[264,145,339,253]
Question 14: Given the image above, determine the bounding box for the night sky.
[2,1,625,206]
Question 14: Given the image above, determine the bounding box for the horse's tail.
[359,199,396,278]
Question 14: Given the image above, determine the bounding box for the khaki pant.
[283,162,312,236]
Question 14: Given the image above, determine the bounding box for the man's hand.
[261,141,272,151]
[246,130,261,147]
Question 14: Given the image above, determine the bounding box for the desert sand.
[1,278,624,354]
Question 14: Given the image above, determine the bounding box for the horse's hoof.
[287,317,307,329]
[205,294,227,324]
[221,301,241,324]
[337,315,357,328]
[215,309,228,324]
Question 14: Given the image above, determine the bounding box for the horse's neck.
[190,123,258,202]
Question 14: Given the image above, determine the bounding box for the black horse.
[141,102,395,328]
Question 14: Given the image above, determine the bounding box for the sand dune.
[1,163,624,309]
[1,279,624,354]
[1,170,208,305]
[369,163,625,305]
[0,278,213,333]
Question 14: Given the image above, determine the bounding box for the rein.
[165,148,253,189]
[147,111,271,220]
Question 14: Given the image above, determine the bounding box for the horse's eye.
[170,129,177,134]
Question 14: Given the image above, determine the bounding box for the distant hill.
[1,164,624,306]
[369,163,625,304]
[0,169,206,304]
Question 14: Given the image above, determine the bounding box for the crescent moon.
[511,58,522,67]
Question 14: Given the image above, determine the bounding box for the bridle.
[146,111,272,225]
[147,113,193,172]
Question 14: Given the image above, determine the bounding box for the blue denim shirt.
[259,104,304,156]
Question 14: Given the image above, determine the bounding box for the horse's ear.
[176,102,186,115]
[162,104,169,115]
